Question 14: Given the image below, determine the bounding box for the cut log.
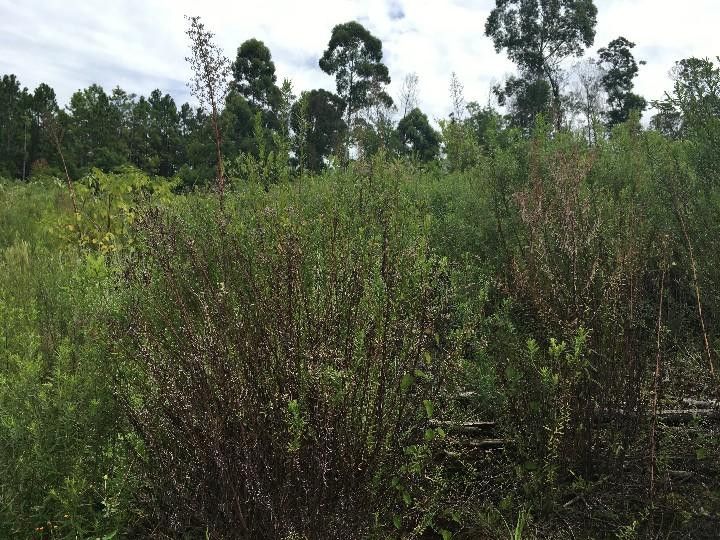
[429,420,496,436]
[680,398,719,409]
[658,408,720,425]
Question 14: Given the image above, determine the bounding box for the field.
[1,119,719,538]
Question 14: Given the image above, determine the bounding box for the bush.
[115,163,459,538]
[0,241,135,538]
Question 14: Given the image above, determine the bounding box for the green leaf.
[423,399,434,419]
[400,372,414,392]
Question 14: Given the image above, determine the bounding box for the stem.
[650,256,666,507]
[44,113,80,219]
[677,207,716,378]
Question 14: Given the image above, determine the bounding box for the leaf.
[393,515,402,529]
[423,399,434,419]
[400,372,414,392]
[440,529,452,540]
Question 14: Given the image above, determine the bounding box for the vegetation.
[1,4,719,539]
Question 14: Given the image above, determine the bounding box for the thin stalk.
[676,207,716,378]
[650,255,667,507]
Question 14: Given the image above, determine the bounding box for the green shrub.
[115,161,459,538]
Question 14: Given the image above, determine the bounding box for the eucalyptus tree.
[232,38,282,117]
[319,21,393,130]
[396,107,440,162]
[598,37,646,127]
[290,89,346,172]
[485,0,598,129]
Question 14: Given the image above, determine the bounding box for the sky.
[1,0,719,123]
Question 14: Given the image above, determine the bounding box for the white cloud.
[1,0,718,122]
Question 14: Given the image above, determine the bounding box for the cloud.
[388,0,405,21]
[1,0,719,123]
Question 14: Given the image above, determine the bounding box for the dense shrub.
[115,166,460,538]
[0,240,135,538]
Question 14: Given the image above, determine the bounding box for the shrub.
[115,165,458,538]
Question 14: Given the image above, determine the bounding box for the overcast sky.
[1,0,719,122]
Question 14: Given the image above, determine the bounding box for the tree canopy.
[396,107,440,162]
[485,0,598,127]
[598,37,646,127]
[319,21,393,127]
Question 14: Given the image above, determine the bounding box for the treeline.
[2,2,717,187]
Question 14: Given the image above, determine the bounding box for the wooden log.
[658,408,720,425]
[429,420,496,436]
[680,398,719,409]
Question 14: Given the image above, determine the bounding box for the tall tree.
[109,87,136,163]
[465,102,505,148]
[232,38,282,116]
[178,103,215,188]
[566,58,606,142]
[148,89,182,176]
[654,57,720,182]
[185,15,231,193]
[28,83,60,174]
[0,75,31,178]
[128,96,153,172]
[290,89,346,172]
[485,0,598,128]
[66,84,124,172]
[319,21,393,130]
[221,90,257,159]
[398,72,419,118]
[395,107,440,162]
[598,37,646,127]
[494,76,552,131]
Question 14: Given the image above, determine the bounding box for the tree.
[485,0,598,128]
[221,90,258,159]
[178,103,216,188]
[449,72,466,122]
[398,72,419,118]
[290,89,346,172]
[654,57,720,182]
[128,96,153,172]
[185,15,231,194]
[566,58,606,142]
[319,21,393,130]
[465,101,505,148]
[232,39,282,115]
[66,84,125,172]
[598,37,646,127]
[495,76,552,131]
[0,74,31,178]
[148,89,182,177]
[396,107,440,162]
[29,83,61,175]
